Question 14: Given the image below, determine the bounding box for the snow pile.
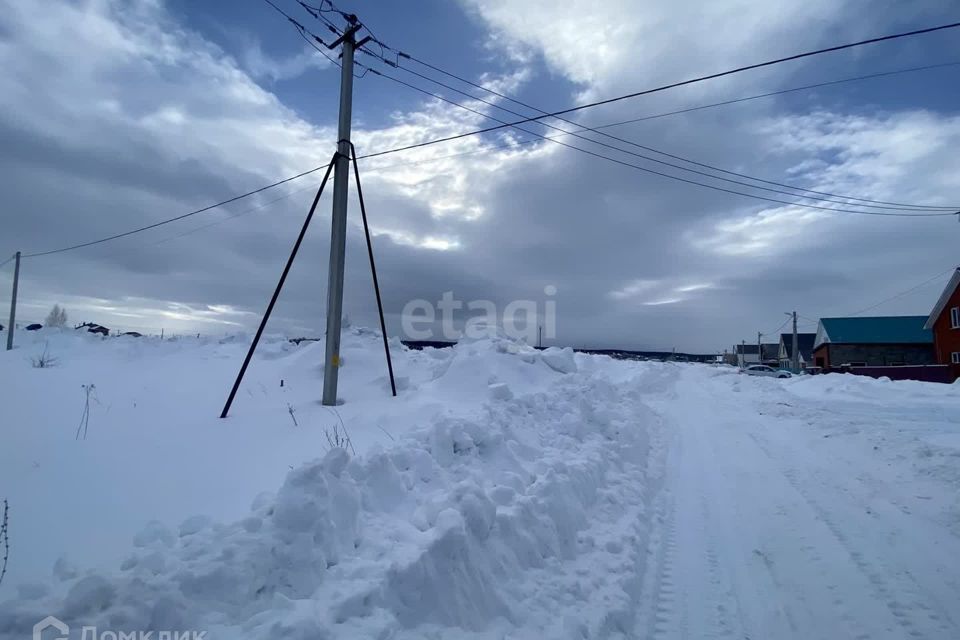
[788,370,960,401]
[0,329,661,639]
[7,329,958,638]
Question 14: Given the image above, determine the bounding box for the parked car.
[741,364,792,379]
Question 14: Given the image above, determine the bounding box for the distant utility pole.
[757,331,762,364]
[791,310,799,373]
[740,339,746,369]
[322,16,362,406]
[6,251,20,351]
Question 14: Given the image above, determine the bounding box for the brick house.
[923,267,960,381]
[811,316,934,368]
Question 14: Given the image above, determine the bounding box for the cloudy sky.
[1,0,958,352]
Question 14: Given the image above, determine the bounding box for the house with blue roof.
[811,316,935,369]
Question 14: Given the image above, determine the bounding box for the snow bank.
[540,346,577,374]
[787,370,959,402]
[0,329,660,638]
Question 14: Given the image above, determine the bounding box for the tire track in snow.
[647,372,906,639]
[749,432,959,639]
[637,487,680,639]
[636,407,746,640]
[698,491,746,639]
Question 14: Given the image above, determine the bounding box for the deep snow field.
[1,328,959,639]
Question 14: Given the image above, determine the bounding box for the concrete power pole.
[322,18,360,406]
[757,331,762,365]
[6,251,20,351]
[791,310,799,373]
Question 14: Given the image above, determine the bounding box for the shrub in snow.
[30,343,58,368]
[324,423,354,455]
[0,499,7,588]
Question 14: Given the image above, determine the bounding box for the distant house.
[75,322,110,336]
[923,267,960,381]
[760,343,780,366]
[734,343,760,367]
[778,333,816,370]
[812,316,934,368]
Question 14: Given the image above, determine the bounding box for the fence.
[825,364,954,384]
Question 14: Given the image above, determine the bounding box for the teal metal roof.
[820,316,932,345]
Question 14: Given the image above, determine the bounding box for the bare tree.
[44,304,68,328]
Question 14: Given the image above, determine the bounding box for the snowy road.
[3,335,960,640]
[644,367,960,640]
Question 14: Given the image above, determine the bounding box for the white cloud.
[694,109,960,257]
[458,0,863,98]
[608,279,659,300]
[2,0,958,352]
[241,38,331,82]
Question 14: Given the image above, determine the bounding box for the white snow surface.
[1,329,960,639]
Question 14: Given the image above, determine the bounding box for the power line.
[103,181,324,257]
[21,164,331,258]
[358,60,956,217]
[360,48,953,212]
[18,17,960,260]
[361,61,960,173]
[560,62,960,134]
[355,20,960,161]
[847,266,957,316]
[762,316,793,337]
[260,0,346,69]
[798,267,956,323]
[385,51,957,211]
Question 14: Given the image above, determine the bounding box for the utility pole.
[791,310,799,373]
[6,251,20,351]
[740,339,745,369]
[322,16,361,406]
[757,331,762,365]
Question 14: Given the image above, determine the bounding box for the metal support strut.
[349,141,397,397]
[220,154,338,419]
